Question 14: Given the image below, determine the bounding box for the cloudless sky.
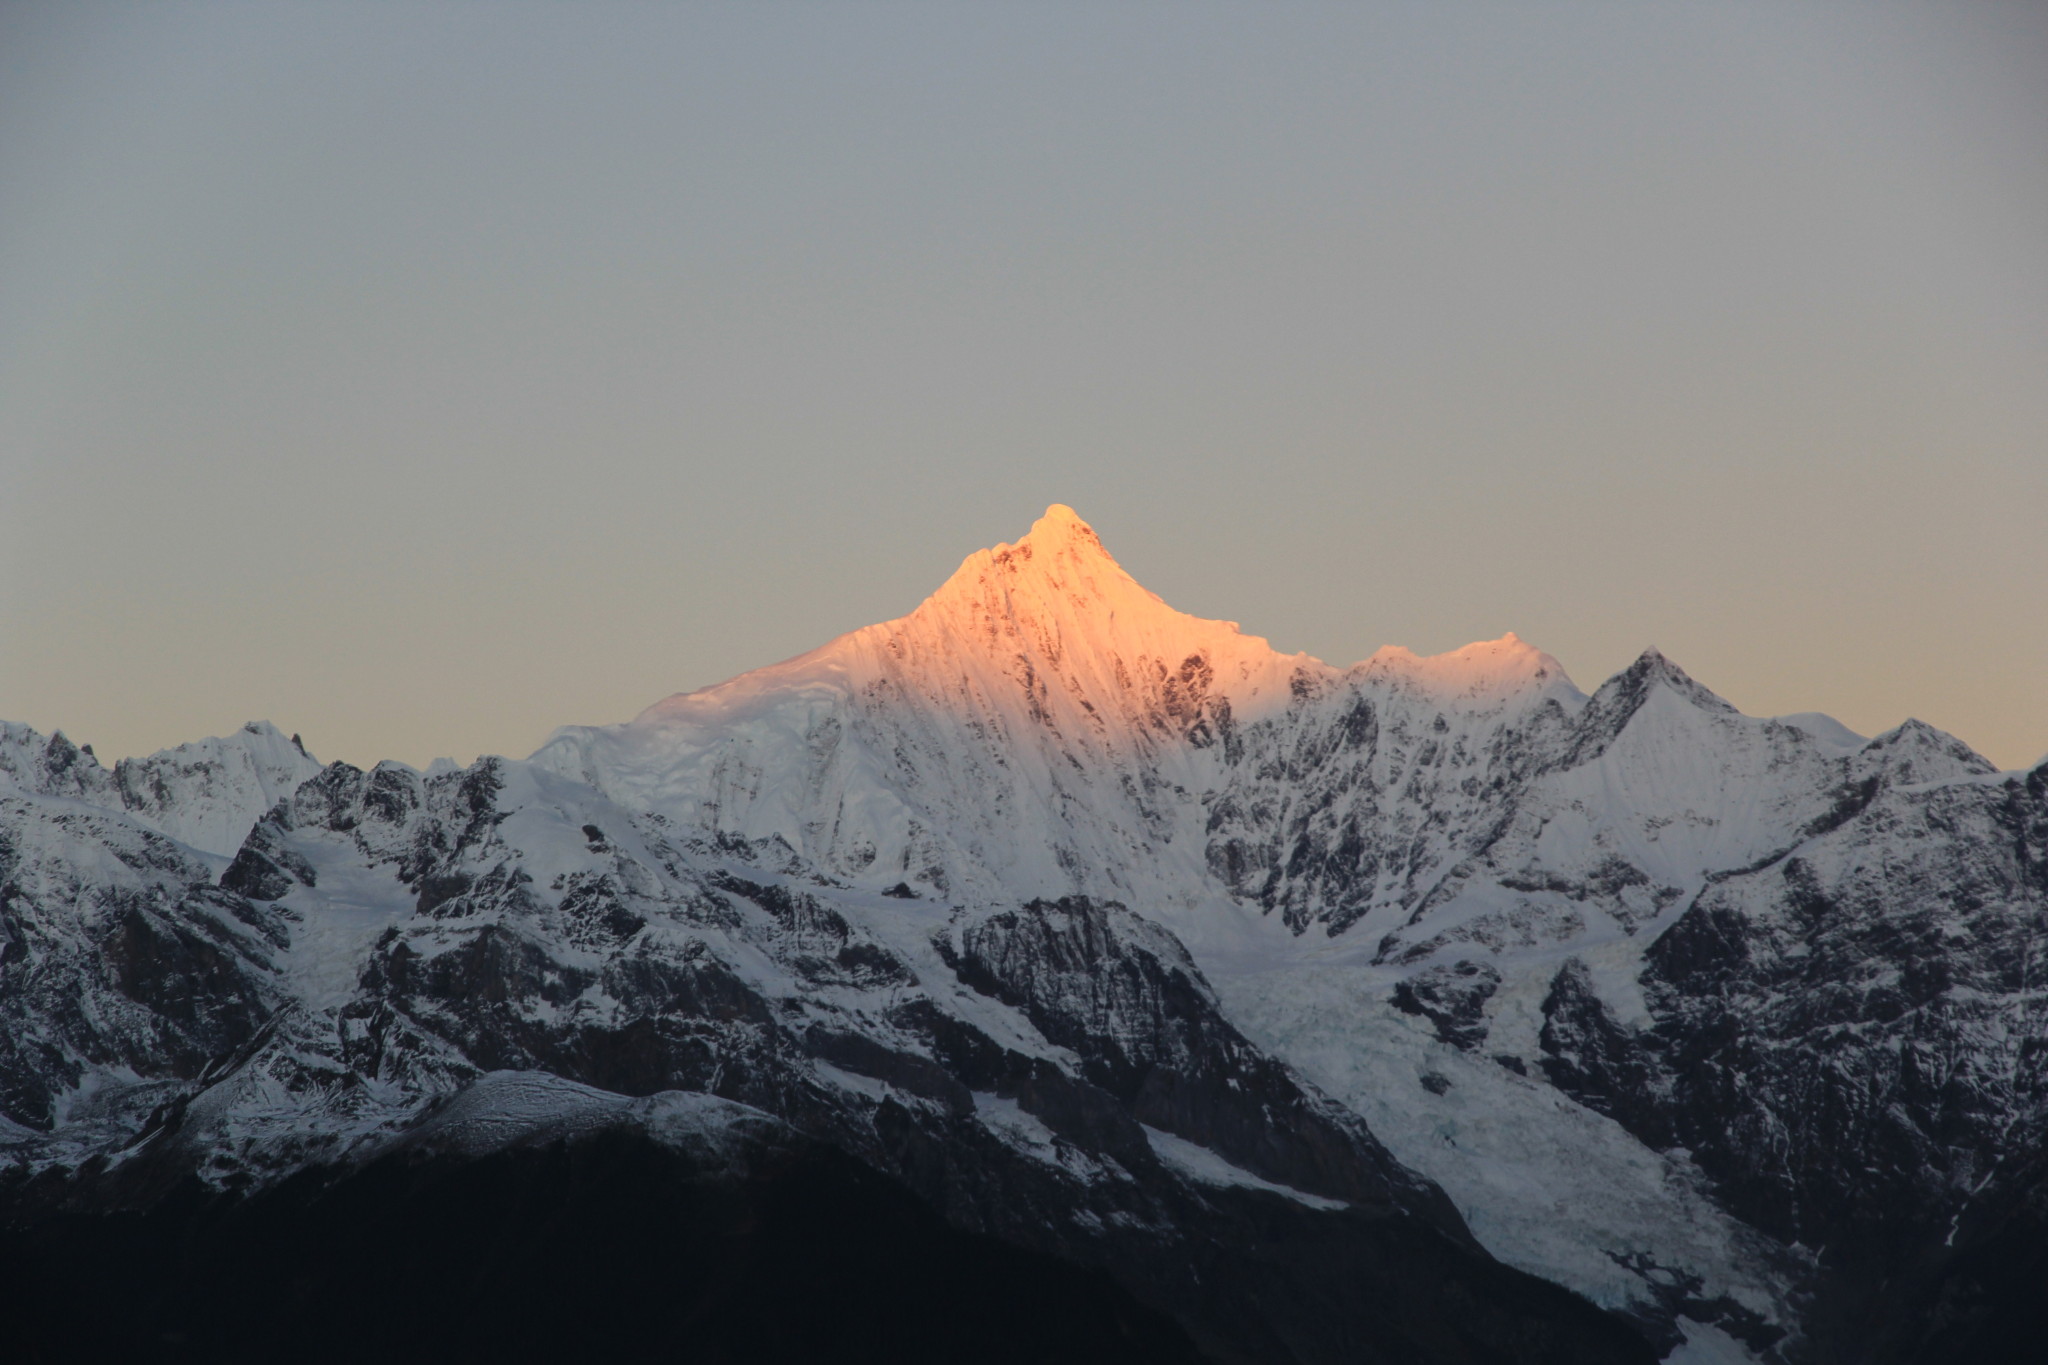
[3,1,2044,769]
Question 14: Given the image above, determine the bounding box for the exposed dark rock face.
[0,798,283,1131]
[1203,668,1583,938]
[1531,760,2048,1350]
[1395,959,1503,1050]
[949,895,1460,1221]
[1538,959,1673,1148]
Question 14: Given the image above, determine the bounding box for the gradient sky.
[3,1,2044,770]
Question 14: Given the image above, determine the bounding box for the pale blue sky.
[3,1,2044,768]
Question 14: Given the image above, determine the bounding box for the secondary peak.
[1357,632,1579,703]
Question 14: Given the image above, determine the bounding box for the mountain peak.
[615,504,1299,736]
[921,504,1149,619]
[1574,648,1739,745]
[1357,632,1579,704]
[1621,648,1722,701]
[888,505,1307,716]
[1024,502,1095,543]
[988,503,1117,575]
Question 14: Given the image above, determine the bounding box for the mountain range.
[4,506,2042,1363]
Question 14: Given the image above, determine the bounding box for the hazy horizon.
[4,2,2044,769]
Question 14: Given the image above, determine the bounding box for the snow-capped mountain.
[0,718,322,857]
[4,506,2040,1363]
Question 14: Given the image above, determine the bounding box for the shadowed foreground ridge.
[5,1121,1212,1365]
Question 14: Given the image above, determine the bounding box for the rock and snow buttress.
[4,506,2042,1364]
